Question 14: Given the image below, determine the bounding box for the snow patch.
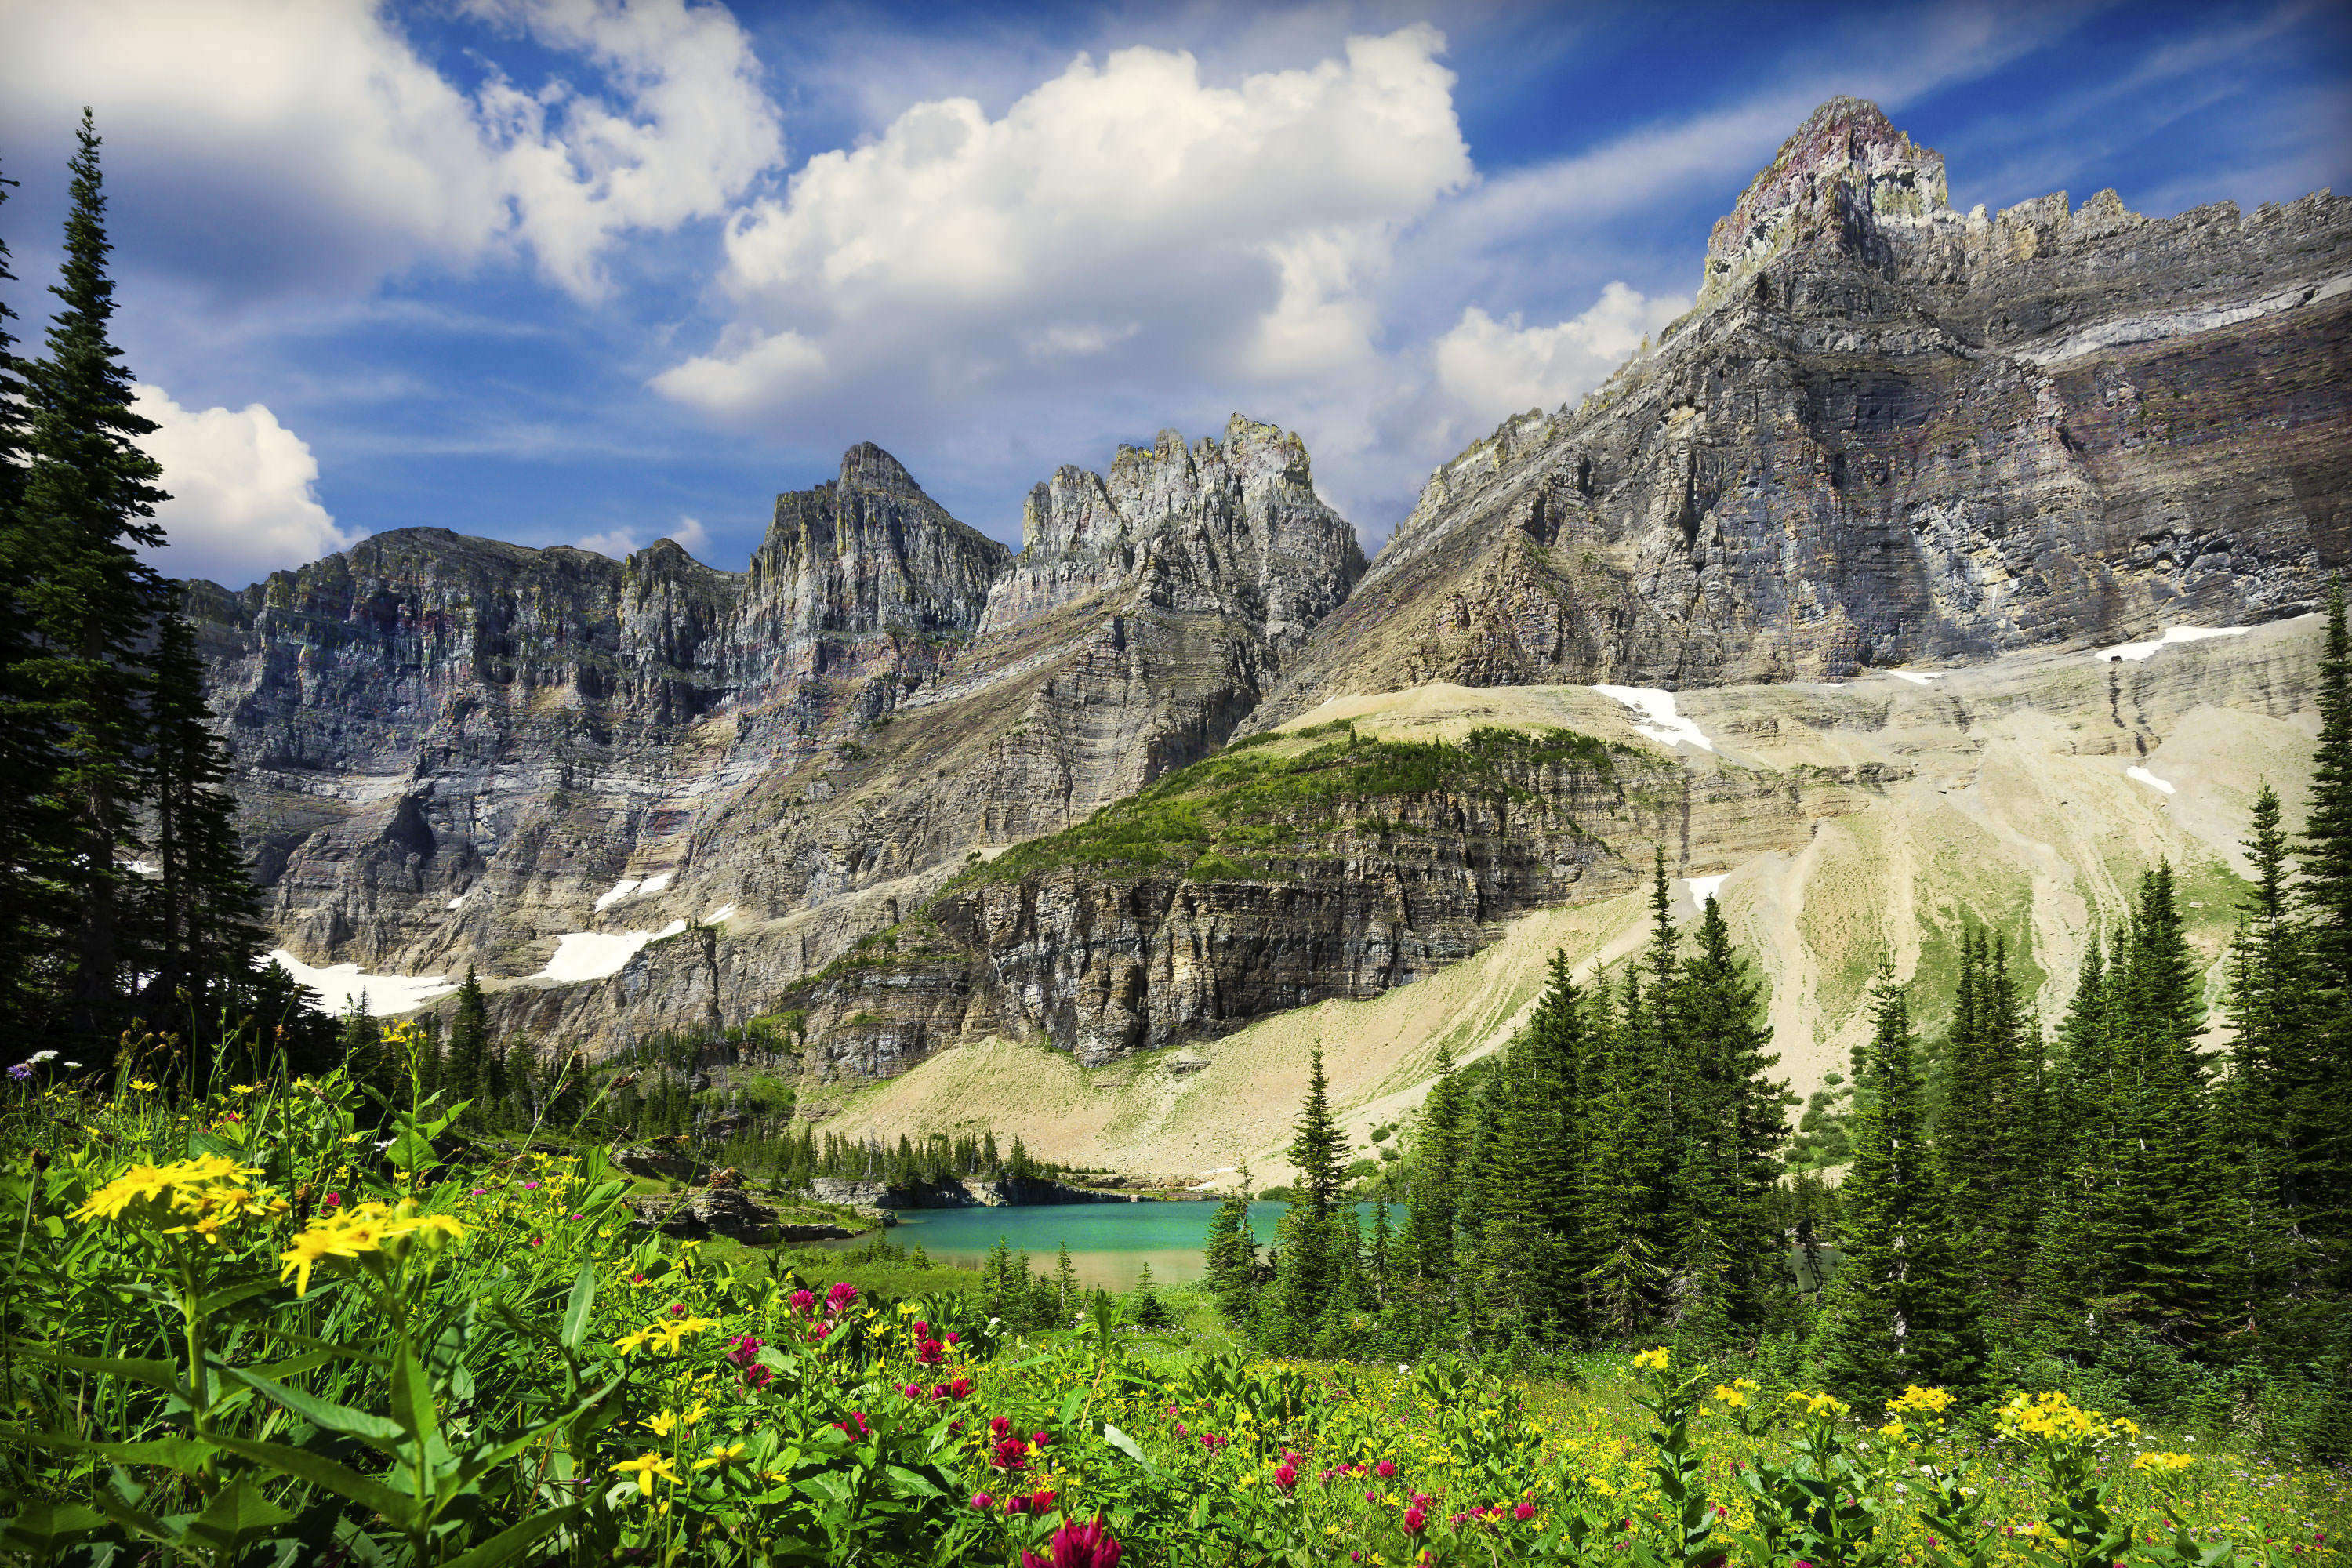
[1886,670,1946,686]
[2096,626,2248,662]
[2126,765,2177,796]
[446,889,474,911]
[593,878,642,912]
[533,921,691,984]
[265,950,456,1016]
[704,904,738,925]
[1592,685,1715,753]
[638,870,675,895]
[1686,874,1729,906]
[118,858,160,877]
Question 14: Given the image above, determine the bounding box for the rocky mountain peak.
[1698,95,1953,308]
[835,441,927,501]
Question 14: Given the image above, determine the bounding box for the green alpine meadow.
[5,13,2352,1565]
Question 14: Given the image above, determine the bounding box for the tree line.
[0,114,291,1065]
[1209,588,2351,1450]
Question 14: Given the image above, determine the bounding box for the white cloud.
[1430,284,1690,434]
[575,515,714,561]
[0,0,782,300]
[653,27,1472,424]
[132,386,358,588]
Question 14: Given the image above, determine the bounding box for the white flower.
[27,1051,57,1064]
[1397,1363,1410,1374]
[376,1138,396,1151]
[61,1061,82,1069]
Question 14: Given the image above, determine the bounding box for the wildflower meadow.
[2,1035,2346,1567]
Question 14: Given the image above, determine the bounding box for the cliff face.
[1250,98,2350,722]
[190,421,1368,1054]
[193,97,2350,1091]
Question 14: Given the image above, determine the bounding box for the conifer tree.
[1400,1042,1463,1294]
[1586,967,1671,1339]
[1820,975,1984,1403]
[0,152,76,1029]
[2292,576,2352,1284]
[17,111,172,1042]
[445,967,491,1115]
[140,612,264,1025]
[1271,1044,1348,1348]
[1669,895,1788,1339]
[1483,952,1589,1335]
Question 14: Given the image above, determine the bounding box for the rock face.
[626,1188,782,1242]
[1250,97,2349,720]
[804,1175,1135,1208]
[191,98,2351,1093]
[189,420,1365,1057]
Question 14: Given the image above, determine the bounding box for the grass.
[945,721,1628,887]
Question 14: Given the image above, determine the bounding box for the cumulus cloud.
[1426,284,1689,439]
[575,516,714,562]
[132,387,358,588]
[0,0,782,300]
[654,27,1472,426]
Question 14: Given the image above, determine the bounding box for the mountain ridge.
[185,97,2350,1101]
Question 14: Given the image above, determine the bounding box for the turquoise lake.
[815,1201,1312,1292]
[814,1203,1844,1296]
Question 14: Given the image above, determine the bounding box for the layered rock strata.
[1250,97,2350,722]
[191,96,2351,1091]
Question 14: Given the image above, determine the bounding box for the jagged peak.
[1698,96,1951,307]
[836,441,927,500]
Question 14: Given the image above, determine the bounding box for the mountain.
[188,100,2349,1135]
[1251,97,2347,719]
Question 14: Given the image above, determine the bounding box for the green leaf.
[194,1277,285,1318]
[4,1432,216,1475]
[222,1367,405,1450]
[388,1347,439,1451]
[248,1347,342,1382]
[181,1476,295,1559]
[205,1435,416,1528]
[1098,1423,1159,1475]
[883,1465,942,1500]
[437,1504,580,1568]
[13,1350,184,1392]
[1,1500,110,1556]
[558,1263,597,1353]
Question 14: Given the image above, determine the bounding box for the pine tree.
[1203,1172,1260,1331]
[1586,966,1671,1340]
[17,111,172,1042]
[2292,576,2352,1287]
[445,967,491,1116]
[1820,975,1984,1403]
[0,151,77,1030]
[1669,895,1788,1341]
[140,612,264,1028]
[1483,953,1588,1336]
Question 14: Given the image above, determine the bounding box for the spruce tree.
[1586,966,1671,1339]
[1269,1043,1348,1348]
[2292,576,2352,1286]
[17,111,172,1042]
[1669,895,1788,1340]
[0,151,76,1030]
[1820,975,1984,1403]
[445,967,491,1115]
[140,612,264,1028]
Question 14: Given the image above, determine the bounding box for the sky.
[2,0,2347,590]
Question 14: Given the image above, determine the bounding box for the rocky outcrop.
[1250,98,2350,723]
[626,1188,782,1242]
[775,727,1893,1071]
[804,1174,1134,1207]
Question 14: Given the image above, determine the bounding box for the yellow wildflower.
[2132,1452,2194,1474]
[646,1410,681,1438]
[1633,1347,1670,1370]
[610,1451,679,1497]
[129,1080,158,1092]
[1711,1384,1749,1410]
[1888,1385,1955,1415]
[694,1443,747,1472]
[613,1327,656,1357]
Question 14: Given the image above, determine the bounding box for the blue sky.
[3,0,2345,588]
